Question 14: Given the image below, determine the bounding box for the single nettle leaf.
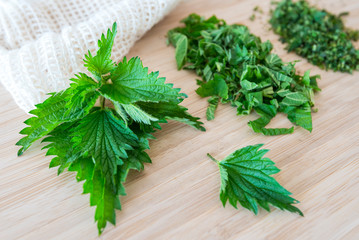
[84,22,117,78]
[72,109,138,184]
[169,32,188,70]
[66,73,100,118]
[196,74,228,99]
[210,144,303,216]
[68,157,124,235]
[114,102,158,125]
[90,167,121,234]
[99,57,182,104]
[137,101,206,131]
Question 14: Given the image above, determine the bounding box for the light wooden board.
[1,0,359,239]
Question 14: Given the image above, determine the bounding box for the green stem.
[100,96,105,109]
[207,153,218,163]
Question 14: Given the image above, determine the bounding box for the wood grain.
[1,0,359,239]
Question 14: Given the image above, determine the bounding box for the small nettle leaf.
[168,14,320,135]
[84,22,117,78]
[115,103,158,125]
[209,144,303,216]
[17,22,205,235]
[137,101,206,132]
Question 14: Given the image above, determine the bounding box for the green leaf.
[137,101,205,131]
[302,70,311,86]
[265,54,282,67]
[196,74,228,99]
[68,131,152,235]
[206,96,219,120]
[281,92,308,106]
[248,104,294,136]
[240,80,258,91]
[169,32,188,69]
[84,22,117,78]
[262,66,294,84]
[72,109,139,184]
[99,57,182,104]
[213,144,303,215]
[91,167,121,234]
[42,121,80,175]
[283,104,313,132]
[16,89,98,156]
[114,102,158,125]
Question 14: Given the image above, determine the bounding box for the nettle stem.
[100,96,105,109]
[207,153,218,163]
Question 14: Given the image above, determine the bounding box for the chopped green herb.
[270,0,359,73]
[208,144,303,216]
[168,14,320,135]
[17,22,204,235]
[250,14,256,21]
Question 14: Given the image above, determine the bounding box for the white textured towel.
[0,0,180,112]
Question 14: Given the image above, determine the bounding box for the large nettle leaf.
[17,22,204,235]
[168,14,321,135]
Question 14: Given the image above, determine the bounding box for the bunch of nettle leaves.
[168,14,321,136]
[16,23,205,234]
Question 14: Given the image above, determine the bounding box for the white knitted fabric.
[0,0,180,112]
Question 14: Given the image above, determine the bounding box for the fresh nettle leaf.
[168,14,320,135]
[270,0,359,73]
[208,144,303,216]
[17,22,205,235]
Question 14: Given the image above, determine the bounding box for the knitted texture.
[0,0,180,112]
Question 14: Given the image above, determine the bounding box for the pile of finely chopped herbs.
[270,0,359,73]
[167,14,320,136]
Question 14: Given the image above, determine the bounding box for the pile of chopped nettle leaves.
[167,14,321,136]
[16,23,205,234]
[270,0,359,73]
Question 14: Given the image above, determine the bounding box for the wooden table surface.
[1,0,359,239]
